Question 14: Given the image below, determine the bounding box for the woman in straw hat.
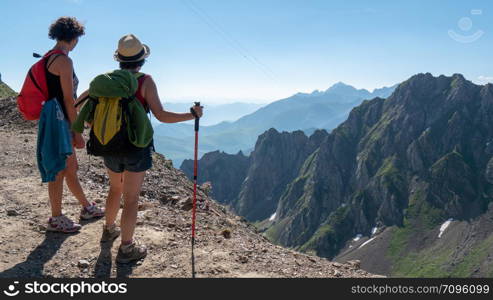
[80,34,203,263]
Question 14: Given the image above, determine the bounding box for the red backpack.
[17,49,65,120]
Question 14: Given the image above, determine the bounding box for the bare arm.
[143,77,202,123]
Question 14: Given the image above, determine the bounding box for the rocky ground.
[0,96,381,278]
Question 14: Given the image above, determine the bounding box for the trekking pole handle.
[191,102,201,131]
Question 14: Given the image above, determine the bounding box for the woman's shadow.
[94,239,138,278]
[0,232,74,278]
[0,231,139,278]
[94,238,117,278]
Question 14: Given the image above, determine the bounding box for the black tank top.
[46,54,79,119]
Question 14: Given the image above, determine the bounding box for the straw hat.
[114,34,150,62]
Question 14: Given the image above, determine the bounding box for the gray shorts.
[103,146,152,173]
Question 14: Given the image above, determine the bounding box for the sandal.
[80,202,105,220]
[47,215,81,233]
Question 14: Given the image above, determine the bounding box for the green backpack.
[72,70,153,156]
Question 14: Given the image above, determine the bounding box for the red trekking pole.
[191,102,201,278]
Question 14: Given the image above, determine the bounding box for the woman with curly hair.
[44,16,104,233]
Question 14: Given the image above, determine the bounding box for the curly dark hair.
[48,17,85,42]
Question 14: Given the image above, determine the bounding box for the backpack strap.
[44,49,67,71]
[46,54,63,70]
[75,95,90,108]
[135,73,151,112]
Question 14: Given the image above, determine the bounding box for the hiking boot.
[80,202,105,220]
[47,215,82,233]
[100,224,121,243]
[116,240,147,264]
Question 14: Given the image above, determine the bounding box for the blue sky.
[0,0,492,104]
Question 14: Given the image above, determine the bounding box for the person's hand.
[191,105,203,118]
[73,132,85,149]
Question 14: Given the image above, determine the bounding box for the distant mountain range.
[155,82,397,167]
[181,74,493,277]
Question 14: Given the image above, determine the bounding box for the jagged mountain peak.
[399,72,470,89]
[382,73,478,111]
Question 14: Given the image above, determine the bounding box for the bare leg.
[120,171,145,243]
[105,169,124,226]
[48,170,66,217]
[64,152,91,208]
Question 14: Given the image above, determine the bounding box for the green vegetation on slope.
[389,227,493,277]
[298,205,351,255]
[387,187,451,277]
[450,234,493,277]
[264,217,291,242]
[392,239,454,277]
[0,82,17,98]
[299,223,334,252]
[406,195,444,230]
[388,210,493,278]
